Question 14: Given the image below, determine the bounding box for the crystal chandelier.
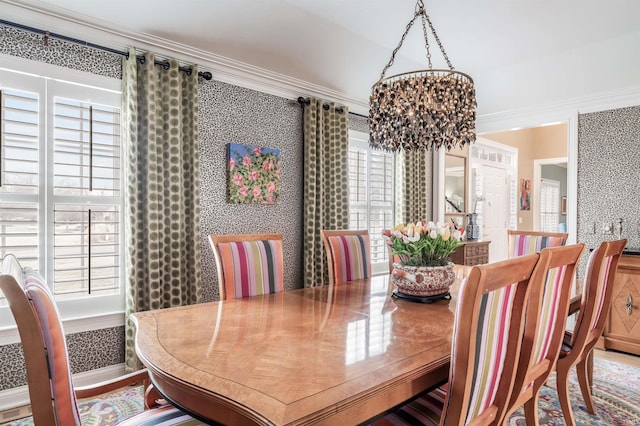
[369,0,477,152]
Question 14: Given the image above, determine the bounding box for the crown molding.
[477,86,640,134]
[1,0,370,114]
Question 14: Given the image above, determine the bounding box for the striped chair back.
[0,254,81,425]
[321,230,371,285]
[505,243,585,421]
[209,233,284,300]
[444,254,540,425]
[555,239,626,425]
[370,253,540,425]
[507,230,568,257]
[575,240,626,335]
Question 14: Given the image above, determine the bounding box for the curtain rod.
[0,19,213,80]
[297,97,368,119]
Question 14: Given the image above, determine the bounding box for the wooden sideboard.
[598,254,640,355]
[450,241,490,266]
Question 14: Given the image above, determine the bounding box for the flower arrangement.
[382,220,464,267]
[472,195,486,214]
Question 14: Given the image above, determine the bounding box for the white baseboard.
[0,363,125,412]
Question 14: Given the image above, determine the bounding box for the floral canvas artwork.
[227,143,281,204]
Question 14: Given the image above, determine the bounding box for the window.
[0,61,123,323]
[540,179,560,233]
[348,131,394,274]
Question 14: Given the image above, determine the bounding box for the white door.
[481,165,508,262]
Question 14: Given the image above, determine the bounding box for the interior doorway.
[480,165,508,262]
[478,123,569,260]
[468,138,517,262]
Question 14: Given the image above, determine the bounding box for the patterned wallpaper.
[0,26,122,78]
[577,106,640,267]
[198,81,304,301]
[349,113,370,133]
[0,328,125,391]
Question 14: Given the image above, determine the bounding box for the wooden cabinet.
[599,254,640,355]
[450,241,490,266]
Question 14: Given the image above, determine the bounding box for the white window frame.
[0,54,124,334]
[348,130,395,275]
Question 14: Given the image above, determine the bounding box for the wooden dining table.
[132,267,470,425]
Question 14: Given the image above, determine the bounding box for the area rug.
[3,358,639,425]
[508,358,640,425]
[3,385,144,426]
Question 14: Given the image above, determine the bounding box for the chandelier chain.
[377,1,456,84]
[420,11,432,69]
[422,11,454,70]
[376,9,421,83]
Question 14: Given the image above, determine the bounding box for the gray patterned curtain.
[122,48,203,371]
[395,149,432,223]
[302,98,349,287]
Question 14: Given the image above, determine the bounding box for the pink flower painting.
[227,143,281,204]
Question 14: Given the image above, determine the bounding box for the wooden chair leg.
[523,394,540,426]
[556,365,577,426]
[586,349,594,389]
[576,358,596,414]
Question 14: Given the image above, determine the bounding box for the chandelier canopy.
[369,0,477,152]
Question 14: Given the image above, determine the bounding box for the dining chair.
[368,252,541,426]
[503,243,585,424]
[321,229,372,286]
[507,230,568,257]
[555,239,626,426]
[208,232,284,300]
[0,254,206,426]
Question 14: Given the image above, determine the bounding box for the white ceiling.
[4,0,640,116]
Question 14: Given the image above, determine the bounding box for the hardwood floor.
[595,348,640,367]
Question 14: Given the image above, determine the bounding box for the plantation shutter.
[368,151,394,264]
[540,179,560,233]
[52,98,121,297]
[348,135,395,271]
[0,88,40,269]
[348,147,367,229]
